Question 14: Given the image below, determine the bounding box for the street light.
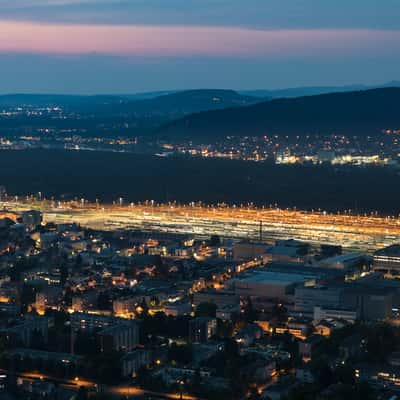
[178,380,184,400]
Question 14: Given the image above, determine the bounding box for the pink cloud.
[1,21,399,58]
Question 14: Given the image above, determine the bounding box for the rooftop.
[320,253,364,264]
[374,244,400,257]
[238,271,310,286]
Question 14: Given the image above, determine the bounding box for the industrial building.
[231,271,313,301]
[373,244,400,275]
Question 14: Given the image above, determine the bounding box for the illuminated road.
[9,370,200,399]
[2,199,400,251]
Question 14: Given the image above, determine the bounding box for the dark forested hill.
[156,87,400,139]
[127,89,261,116]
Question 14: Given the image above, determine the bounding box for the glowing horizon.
[1,20,400,58]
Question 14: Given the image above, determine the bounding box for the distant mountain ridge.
[240,85,368,98]
[156,87,400,139]
[1,80,399,106]
[0,89,262,116]
[239,81,400,98]
[118,80,400,100]
[127,89,261,115]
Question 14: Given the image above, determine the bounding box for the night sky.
[1,0,399,93]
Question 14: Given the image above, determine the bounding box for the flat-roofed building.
[2,316,53,347]
[121,349,152,377]
[8,348,82,364]
[233,242,270,261]
[294,285,343,317]
[189,317,217,343]
[0,301,20,316]
[266,262,344,282]
[216,304,240,321]
[265,240,310,263]
[71,291,97,312]
[313,306,357,323]
[113,297,137,318]
[318,253,369,270]
[70,312,116,331]
[193,289,239,309]
[21,210,42,229]
[164,301,192,317]
[231,271,312,302]
[373,244,400,275]
[35,286,63,314]
[342,285,394,321]
[98,321,140,352]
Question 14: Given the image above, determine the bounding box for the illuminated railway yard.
[2,199,400,252]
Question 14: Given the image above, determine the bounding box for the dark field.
[0,149,399,214]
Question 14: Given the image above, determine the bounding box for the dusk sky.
[1,0,400,93]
